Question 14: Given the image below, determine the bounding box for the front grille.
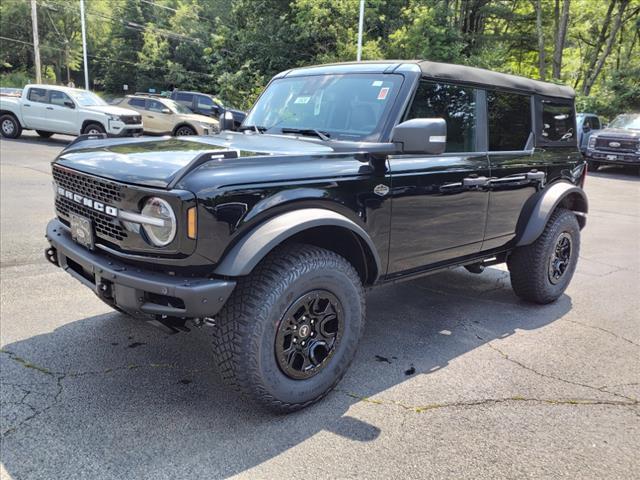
[121,115,142,125]
[595,137,639,153]
[56,196,127,241]
[53,166,127,244]
[52,166,122,204]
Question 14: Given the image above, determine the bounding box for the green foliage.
[0,70,32,88]
[1,0,638,115]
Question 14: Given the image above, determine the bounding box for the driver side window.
[406,81,477,153]
[50,91,73,108]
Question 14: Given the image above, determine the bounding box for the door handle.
[24,104,30,107]
[462,176,488,187]
[526,170,546,181]
[147,115,154,119]
[46,106,54,110]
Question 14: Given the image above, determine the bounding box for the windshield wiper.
[238,125,267,133]
[280,128,331,141]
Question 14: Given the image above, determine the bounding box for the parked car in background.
[169,90,246,129]
[0,85,143,139]
[113,94,219,136]
[576,113,602,154]
[0,87,22,97]
[585,113,640,171]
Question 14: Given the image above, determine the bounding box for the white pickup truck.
[0,85,143,139]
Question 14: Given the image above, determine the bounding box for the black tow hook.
[45,247,59,267]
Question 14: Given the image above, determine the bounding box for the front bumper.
[45,219,235,318]
[107,119,144,137]
[586,149,640,165]
[194,124,220,136]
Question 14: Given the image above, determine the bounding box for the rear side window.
[406,81,477,153]
[541,102,575,142]
[128,98,145,108]
[588,116,601,130]
[175,92,193,104]
[28,88,47,103]
[488,91,531,151]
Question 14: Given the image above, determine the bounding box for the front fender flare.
[214,208,381,278]
[516,181,588,246]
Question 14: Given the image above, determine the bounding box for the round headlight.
[141,197,176,246]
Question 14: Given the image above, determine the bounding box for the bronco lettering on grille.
[55,186,118,217]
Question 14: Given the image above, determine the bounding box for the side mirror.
[64,100,75,109]
[391,118,447,154]
[161,108,171,114]
[220,110,235,131]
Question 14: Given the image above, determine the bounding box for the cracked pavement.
[1,132,639,479]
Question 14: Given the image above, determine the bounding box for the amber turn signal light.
[187,207,197,239]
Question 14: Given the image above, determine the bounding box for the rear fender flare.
[214,208,381,280]
[516,181,588,246]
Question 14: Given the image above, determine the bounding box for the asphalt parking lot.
[1,131,639,479]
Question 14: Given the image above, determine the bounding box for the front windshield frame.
[608,113,640,130]
[242,73,405,142]
[69,90,107,107]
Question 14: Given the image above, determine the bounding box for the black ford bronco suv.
[45,61,588,412]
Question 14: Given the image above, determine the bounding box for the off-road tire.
[212,243,366,412]
[82,123,105,135]
[508,208,580,304]
[36,130,54,138]
[587,160,600,171]
[0,114,22,139]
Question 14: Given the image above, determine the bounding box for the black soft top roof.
[288,60,575,100]
[416,61,574,99]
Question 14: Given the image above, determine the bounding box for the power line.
[38,0,203,45]
[140,0,208,20]
[139,0,177,13]
[0,35,215,79]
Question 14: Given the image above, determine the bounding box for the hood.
[54,132,335,188]
[85,105,141,117]
[592,128,640,140]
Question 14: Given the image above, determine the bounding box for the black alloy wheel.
[508,208,580,304]
[213,243,365,412]
[175,125,196,136]
[275,290,344,380]
[548,232,572,284]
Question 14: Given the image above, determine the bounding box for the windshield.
[164,99,193,114]
[609,113,640,130]
[69,90,107,107]
[243,73,404,141]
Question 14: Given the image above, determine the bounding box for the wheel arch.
[81,119,105,133]
[0,110,23,127]
[515,181,588,247]
[172,122,196,135]
[213,208,381,285]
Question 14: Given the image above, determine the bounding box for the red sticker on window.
[377,87,389,100]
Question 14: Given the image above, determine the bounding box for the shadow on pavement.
[0,267,571,479]
[0,135,73,147]
[589,165,640,181]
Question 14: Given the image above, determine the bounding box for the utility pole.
[30,0,42,83]
[357,0,364,61]
[80,0,90,89]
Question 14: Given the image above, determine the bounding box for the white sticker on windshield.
[372,80,383,87]
[294,96,311,104]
